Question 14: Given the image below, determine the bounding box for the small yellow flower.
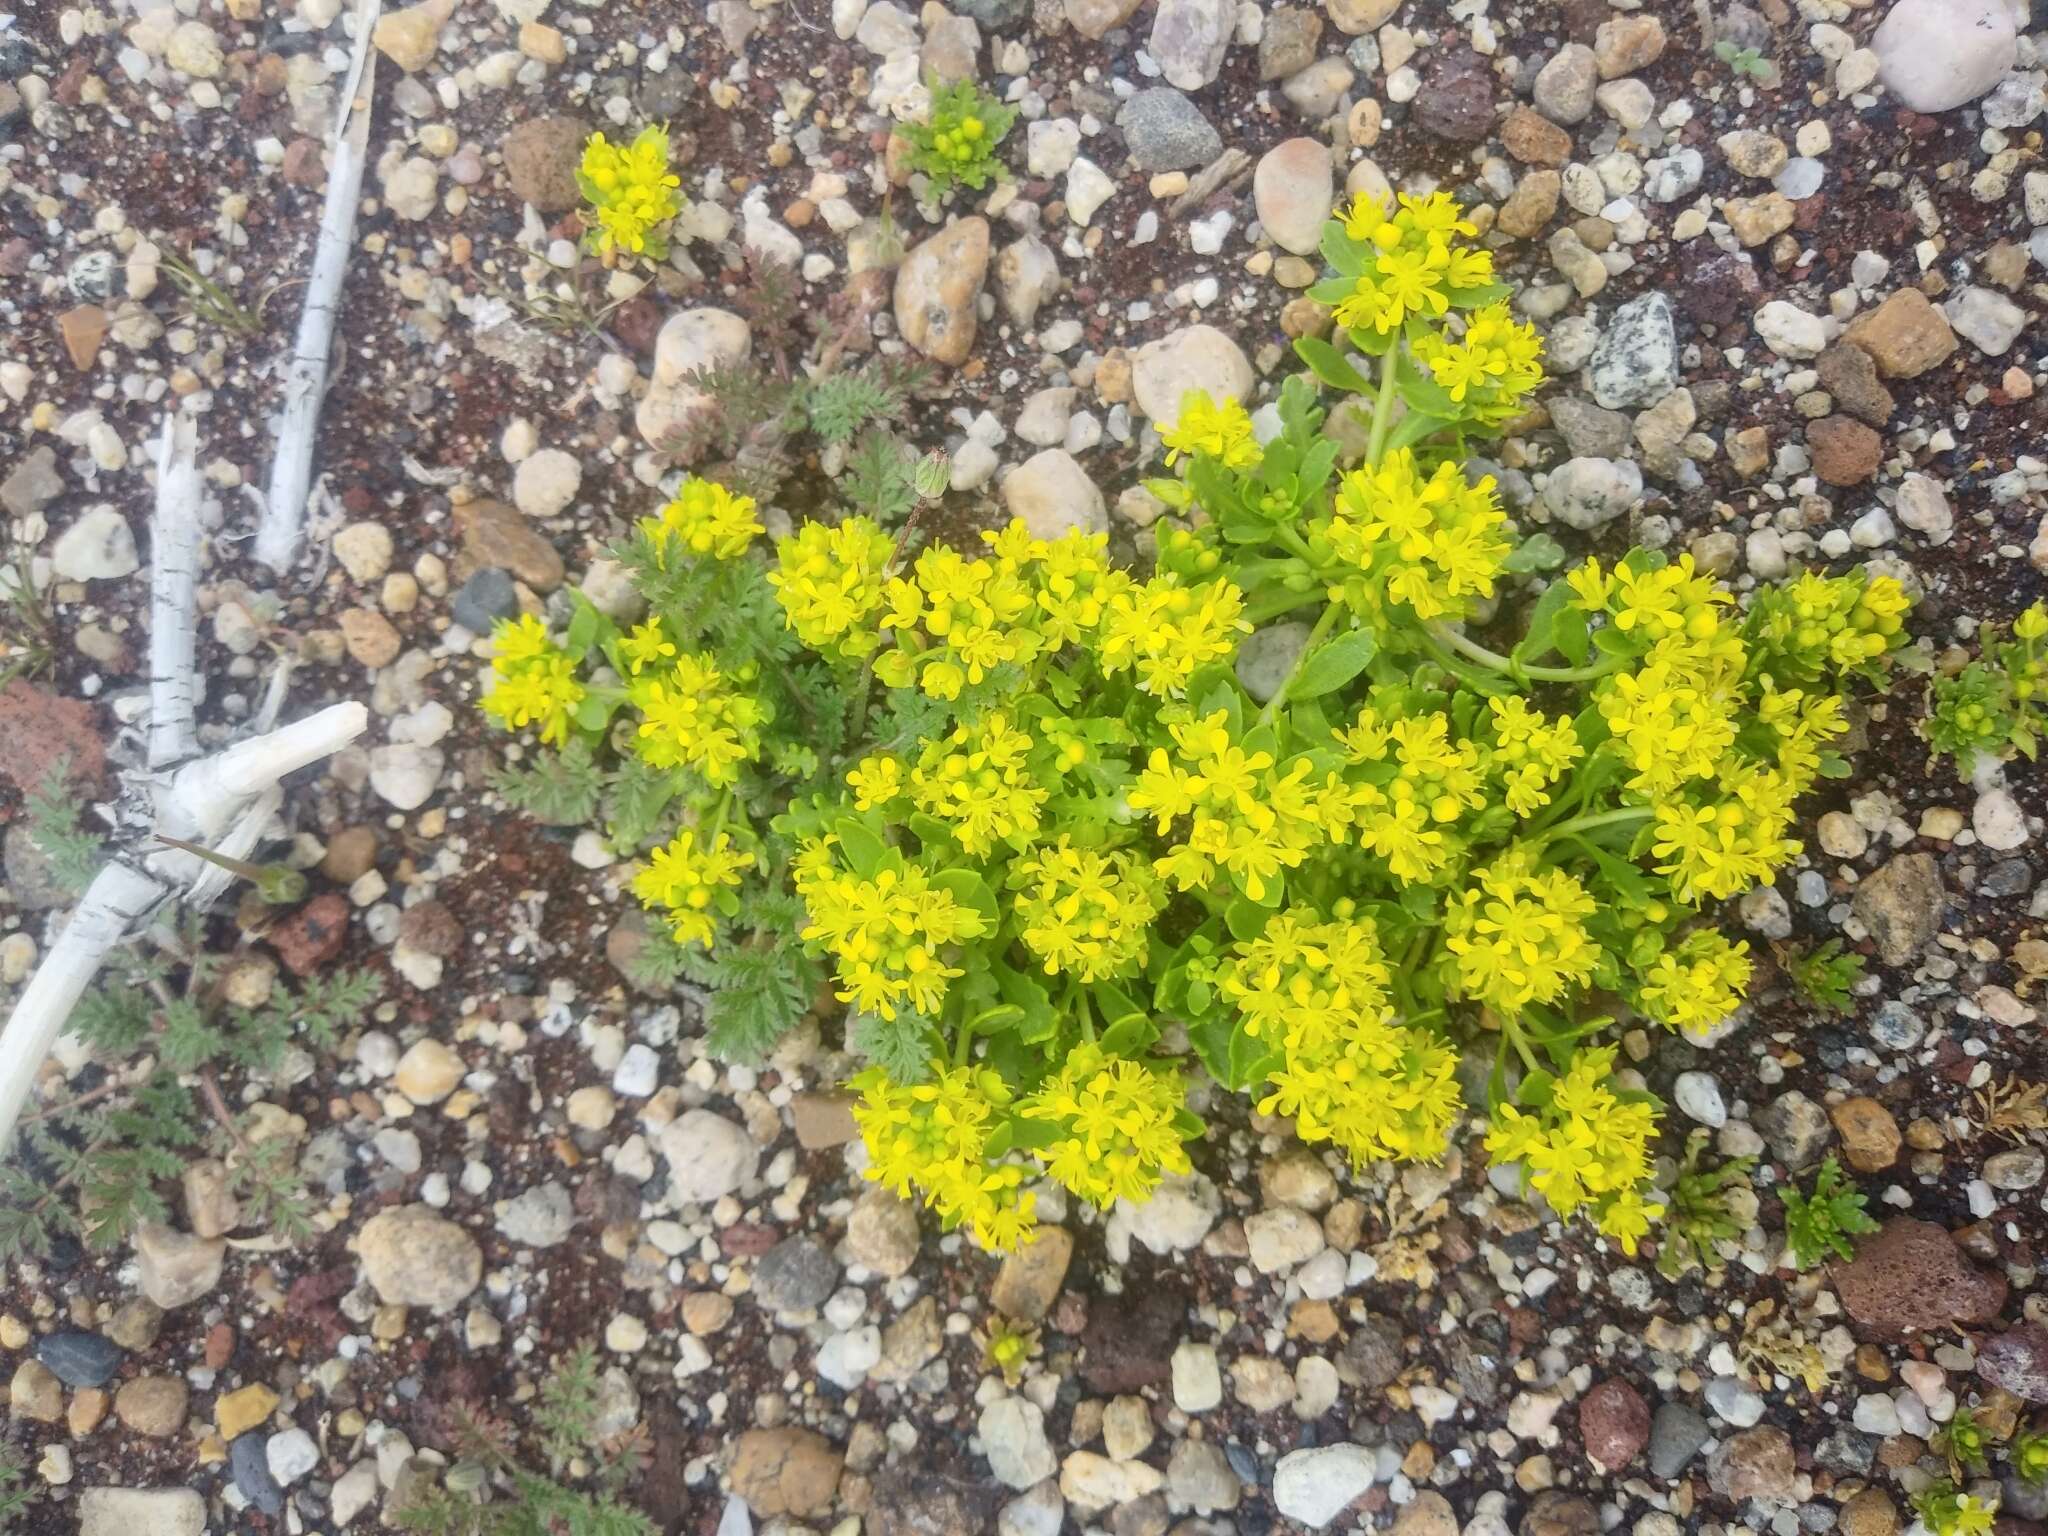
[1637,929,1751,1037]
[852,1063,1037,1250]
[1020,1044,1191,1208]
[630,828,751,949]
[480,614,584,746]
[1159,391,1262,470]
[641,476,761,561]
[577,125,684,259]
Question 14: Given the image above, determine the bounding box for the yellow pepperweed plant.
[477,194,1911,1258]
[576,125,684,261]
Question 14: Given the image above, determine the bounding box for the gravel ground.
[3,0,2048,1532]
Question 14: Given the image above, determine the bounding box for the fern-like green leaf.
[843,427,918,524]
[692,938,819,1064]
[849,1011,938,1084]
[23,761,103,895]
[490,739,606,827]
[604,761,685,853]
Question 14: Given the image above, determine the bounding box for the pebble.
[1705,1376,1765,1427]
[1844,289,1957,378]
[1755,300,1827,359]
[1852,851,1944,965]
[1002,449,1108,538]
[1647,1401,1711,1478]
[1871,0,2017,113]
[334,523,394,583]
[51,509,139,581]
[1254,138,1335,256]
[1542,457,1642,530]
[355,1205,484,1309]
[36,1331,122,1389]
[1064,157,1116,225]
[754,1237,841,1314]
[1171,1340,1223,1412]
[77,1490,206,1536]
[1589,294,1678,409]
[1246,1206,1325,1272]
[1975,788,2029,850]
[368,744,445,810]
[980,1395,1058,1489]
[894,218,990,366]
[135,1222,226,1309]
[660,1110,759,1205]
[1673,1072,1726,1127]
[1533,43,1598,125]
[113,1375,189,1437]
[394,1038,464,1103]
[267,1427,319,1486]
[1131,323,1253,429]
[497,1182,575,1247]
[1148,0,1234,90]
[513,449,581,519]
[1944,286,2028,355]
[1273,1443,1377,1528]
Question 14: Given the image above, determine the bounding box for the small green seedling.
[1780,938,1866,1015]
[1713,39,1771,79]
[1782,1155,1880,1270]
[1940,1406,1990,1476]
[2012,1426,2048,1485]
[154,833,309,906]
[901,79,1016,194]
[1911,1480,1996,1536]
[1656,1129,1756,1280]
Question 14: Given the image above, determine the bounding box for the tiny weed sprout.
[902,79,1017,194]
[477,194,1911,1256]
[1713,39,1770,78]
[1780,937,1866,1015]
[1925,599,2047,776]
[2013,1427,2048,1485]
[1940,1407,1990,1476]
[1911,1481,1997,1536]
[577,125,684,261]
[1655,1129,1756,1281]
[1781,1155,1879,1270]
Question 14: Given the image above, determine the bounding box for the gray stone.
[1755,1090,1832,1171]
[231,1431,285,1516]
[1589,293,1678,409]
[134,1222,226,1309]
[1852,851,1943,964]
[1944,286,2028,355]
[1542,457,1641,530]
[496,1182,575,1247]
[36,1331,122,1388]
[1548,397,1631,459]
[754,1236,840,1313]
[1236,622,1312,704]
[1149,0,1235,91]
[1533,43,1597,124]
[1646,1401,1711,1479]
[979,1395,1058,1489]
[0,447,62,519]
[1117,88,1222,172]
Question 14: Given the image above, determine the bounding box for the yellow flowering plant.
[577,125,683,261]
[477,194,1914,1259]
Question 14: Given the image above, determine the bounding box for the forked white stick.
[255,0,382,573]
[148,414,204,770]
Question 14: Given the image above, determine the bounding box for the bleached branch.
[147,414,204,770]
[255,0,382,573]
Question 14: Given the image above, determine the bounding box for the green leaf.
[1289,627,1378,700]
[1503,533,1568,575]
[1551,606,1590,667]
[1293,336,1373,395]
[932,867,998,930]
[833,818,888,880]
[1224,897,1273,944]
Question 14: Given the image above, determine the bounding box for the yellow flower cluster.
[1750,568,1911,681]
[1331,191,1497,336]
[1160,392,1262,470]
[1485,1048,1664,1253]
[1338,706,1487,884]
[1019,1044,1191,1208]
[629,652,763,785]
[1221,913,1462,1165]
[1410,302,1545,426]
[794,844,989,1019]
[1650,766,1803,902]
[876,542,1043,700]
[1637,929,1752,1038]
[1097,574,1251,699]
[1008,840,1164,982]
[631,828,750,948]
[1442,849,1600,1015]
[906,712,1046,857]
[578,125,683,259]
[1325,450,1510,623]
[852,1065,1035,1250]
[481,614,585,746]
[1486,696,1583,817]
[1130,711,1334,901]
[769,516,898,660]
[639,476,762,562]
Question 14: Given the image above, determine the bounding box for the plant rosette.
[477,193,1911,1257]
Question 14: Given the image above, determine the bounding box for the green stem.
[1424,621,1627,685]
[1245,587,1326,625]
[952,1014,975,1067]
[1502,1017,1543,1077]
[1366,342,1402,465]
[1258,602,1342,726]
[1532,805,1653,849]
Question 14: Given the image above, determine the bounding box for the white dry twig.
[254,0,382,573]
[0,411,370,1149]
